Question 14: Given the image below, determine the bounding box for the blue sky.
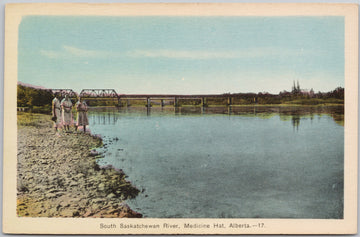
[18,16,344,94]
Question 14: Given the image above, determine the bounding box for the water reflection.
[88,111,120,125]
[292,115,300,131]
[88,105,344,129]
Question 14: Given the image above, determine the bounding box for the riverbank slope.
[17,113,142,218]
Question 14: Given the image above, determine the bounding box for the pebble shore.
[17,113,142,218]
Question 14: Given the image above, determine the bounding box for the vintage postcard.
[2,3,358,235]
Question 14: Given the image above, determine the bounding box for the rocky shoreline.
[17,113,142,218]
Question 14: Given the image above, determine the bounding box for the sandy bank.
[17,113,142,218]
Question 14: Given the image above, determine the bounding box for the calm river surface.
[88,106,344,219]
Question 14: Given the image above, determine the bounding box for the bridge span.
[52,89,246,107]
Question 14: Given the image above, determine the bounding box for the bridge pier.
[147,97,151,108]
[174,97,179,107]
[227,97,232,106]
[161,99,164,107]
[201,97,207,107]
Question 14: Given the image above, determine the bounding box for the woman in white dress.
[52,93,62,133]
[75,97,89,132]
[61,94,73,131]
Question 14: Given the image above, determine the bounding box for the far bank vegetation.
[17,81,344,112]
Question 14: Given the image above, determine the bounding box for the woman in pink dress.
[75,97,89,133]
[61,94,73,132]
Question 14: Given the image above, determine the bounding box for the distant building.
[291,81,314,97]
[300,89,315,97]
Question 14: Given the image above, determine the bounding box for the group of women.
[52,93,89,134]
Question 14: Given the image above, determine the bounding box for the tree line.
[17,85,53,107]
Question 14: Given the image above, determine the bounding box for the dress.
[61,98,73,126]
[76,101,89,126]
[52,98,62,127]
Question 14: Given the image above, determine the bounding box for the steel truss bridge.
[52,88,245,107]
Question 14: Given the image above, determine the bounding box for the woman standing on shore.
[61,94,73,132]
[75,97,89,133]
[52,93,62,134]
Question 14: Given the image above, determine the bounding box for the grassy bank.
[17,112,141,217]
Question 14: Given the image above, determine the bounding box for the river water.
[88,106,344,219]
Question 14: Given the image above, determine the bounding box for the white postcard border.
[3,3,358,234]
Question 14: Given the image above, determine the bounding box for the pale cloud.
[127,48,315,60]
[62,45,110,58]
[40,49,60,59]
[128,49,241,59]
[40,46,316,60]
[40,45,115,59]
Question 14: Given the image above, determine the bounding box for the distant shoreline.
[17,101,344,112]
[18,83,344,109]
